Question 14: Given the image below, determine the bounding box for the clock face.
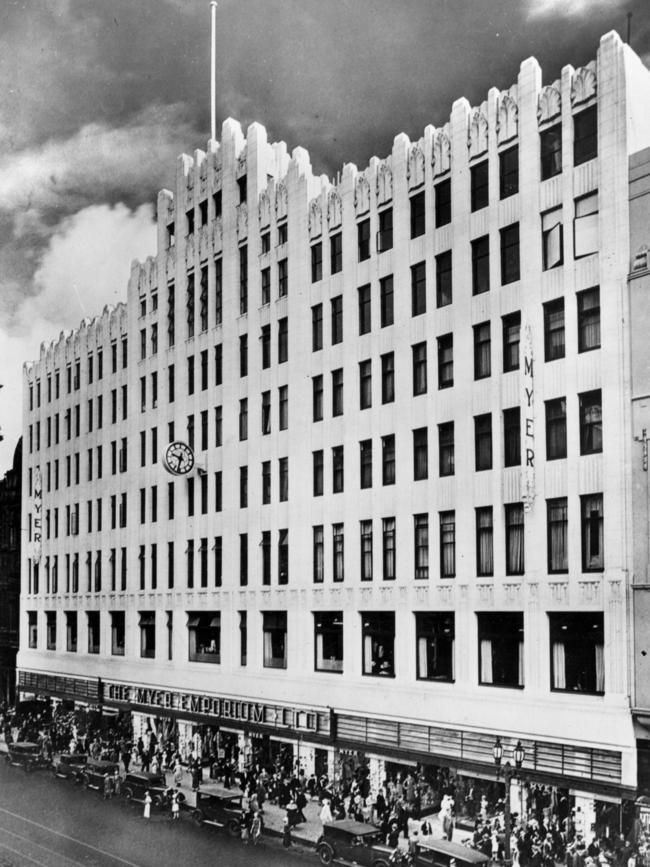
[163,441,195,476]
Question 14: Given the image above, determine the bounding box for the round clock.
[162,441,195,476]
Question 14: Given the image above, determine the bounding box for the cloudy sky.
[0,0,648,473]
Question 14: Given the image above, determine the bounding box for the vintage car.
[79,759,120,792]
[316,819,394,866]
[50,752,87,782]
[414,839,491,867]
[121,771,182,808]
[4,741,49,773]
[191,788,244,835]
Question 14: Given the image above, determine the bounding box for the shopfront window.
[416,613,454,681]
[263,611,287,669]
[140,611,155,659]
[362,612,395,677]
[111,611,125,656]
[314,612,343,673]
[188,612,220,663]
[478,612,523,688]
[549,612,604,695]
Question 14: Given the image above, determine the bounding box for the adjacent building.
[17,30,650,835]
[0,439,21,705]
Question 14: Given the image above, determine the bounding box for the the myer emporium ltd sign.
[103,681,329,736]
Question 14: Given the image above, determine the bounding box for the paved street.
[0,760,316,867]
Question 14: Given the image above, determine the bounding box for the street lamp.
[493,738,525,866]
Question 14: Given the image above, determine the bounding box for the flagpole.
[210,1,218,142]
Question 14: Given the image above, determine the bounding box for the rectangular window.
[544,298,565,361]
[278,385,288,430]
[434,178,451,226]
[382,517,396,581]
[240,533,248,586]
[436,252,452,308]
[313,450,324,496]
[87,612,100,655]
[214,344,223,385]
[359,360,372,410]
[332,368,344,416]
[214,258,222,324]
[330,232,342,274]
[333,445,344,493]
[473,322,491,380]
[187,355,195,395]
[239,466,248,509]
[574,105,597,165]
[549,612,604,694]
[499,145,519,198]
[438,422,454,477]
[577,286,600,352]
[312,303,323,351]
[503,407,521,467]
[412,261,427,316]
[311,243,322,283]
[475,414,492,471]
[312,375,323,422]
[416,613,455,681]
[186,274,195,339]
[168,543,174,588]
[262,461,271,505]
[239,244,248,315]
[382,434,395,486]
[381,352,395,403]
[313,526,324,583]
[261,267,271,306]
[545,398,567,460]
[262,530,272,585]
[410,191,425,238]
[111,612,125,656]
[66,612,77,652]
[547,497,568,573]
[214,472,222,512]
[500,223,520,284]
[476,507,494,576]
[278,317,288,363]
[413,427,428,481]
[542,206,563,270]
[239,334,248,377]
[278,258,288,298]
[168,364,175,402]
[437,334,453,389]
[277,529,288,585]
[140,612,156,659]
[214,406,222,447]
[360,439,372,489]
[502,311,521,372]
[412,342,427,396]
[580,390,602,454]
[46,612,56,651]
[505,503,525,575]
[188,612,221,663]
[470,160,489,211]
[362,612,394,677]
[358,218,370,261]
[377,207,393,252]
[478,612,524,687]
[358,284,371,335]
[331,296,343,344]
[541,123,562,179]
[28,611,37,647]
[279,458,288,502]
[574,191,598,258]
[262,611,287,669]
[472,235,490,295]
[314,612,343,673]
[199,266,208,331]
[239,398,248,441]
[261,324,270,369]
[380,275,394,327]
[414,514,429,580]
[238,610,246,665]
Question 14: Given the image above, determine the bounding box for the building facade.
[0,438,21,706]
[18,30,650,833]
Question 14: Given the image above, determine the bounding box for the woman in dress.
[143,791,152,820]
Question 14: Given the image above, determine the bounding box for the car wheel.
[176,792,185,804]
[318,842,335,865]
[123,787,133,801]
[152,795,163,809]
[227,819,241,838]
[192,810,204,826]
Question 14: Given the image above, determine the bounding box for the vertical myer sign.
[33,467,42,563]
[521,324,535,512]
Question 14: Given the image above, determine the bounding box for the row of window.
[27,491,604,601]
[27,607,605,695]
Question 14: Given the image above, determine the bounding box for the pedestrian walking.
[171,790,180,821]
[250,811,263,846]
[103,772,112,800]
[143,791,152,820]
[173,762,183,788]
[282,816,292,848]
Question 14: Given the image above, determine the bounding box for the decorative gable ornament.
[432,128,451,176]
[407,143,425,189]
[376,160,393,204]
[537,83,561,125]
[571,62,597,106]
[327,189,342,228]
[468,106,488,158]
[308,199,322,239]
[497,91,518,144]
[354,174,371,215]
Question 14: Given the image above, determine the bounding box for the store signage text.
[105,683,319,732]
[33,468,42,564]
[521,324,535,512]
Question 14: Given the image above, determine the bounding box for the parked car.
[80,759,120,791]
[121,771,181,808]
[50,752,87,782]
[191,788,244,835]
[414,838,491,867]
[316,819,394,866]
[4,741,49,773]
